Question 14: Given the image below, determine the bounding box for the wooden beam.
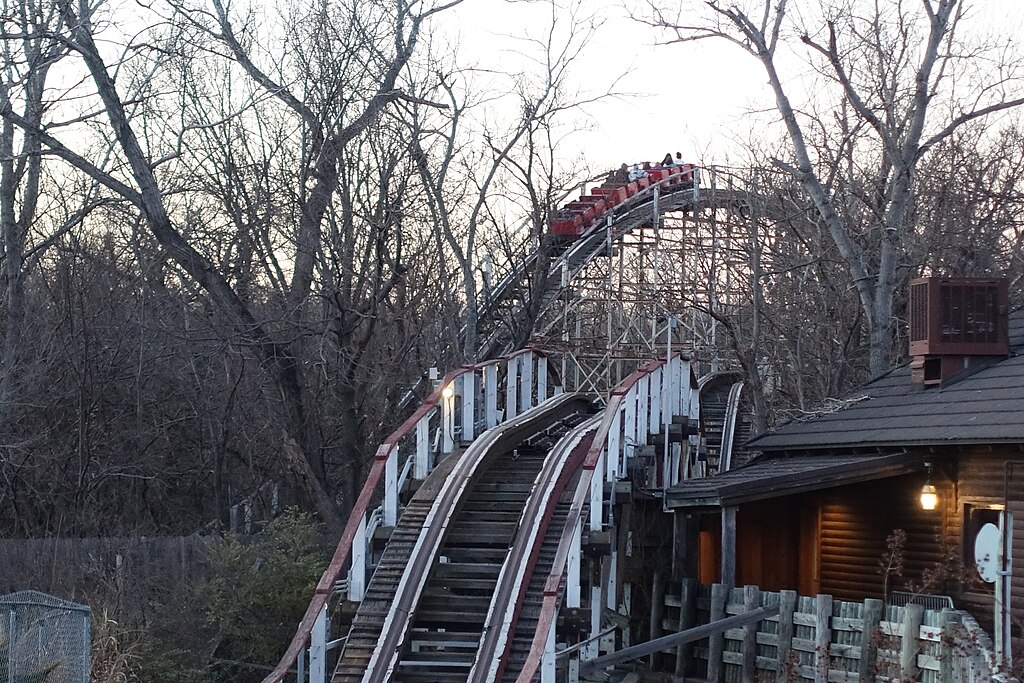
[675,578,697,677]
[577,601,779,676]
[721,506,737,587]
[707,583,728,683]
[648,571,664,668]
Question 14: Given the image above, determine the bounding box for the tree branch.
[919,96,1024,157]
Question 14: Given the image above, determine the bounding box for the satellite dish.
[974,522,1001,583]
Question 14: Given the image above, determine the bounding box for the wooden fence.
[662,581,1010,683]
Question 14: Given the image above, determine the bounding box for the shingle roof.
[665,452,918,508]
[749,308,1024,452]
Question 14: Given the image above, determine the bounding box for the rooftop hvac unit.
[909,277,1009,358]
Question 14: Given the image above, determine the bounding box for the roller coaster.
[263,163,752,683]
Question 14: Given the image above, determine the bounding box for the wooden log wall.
[660,581,1010,683]
[817,476,950,603]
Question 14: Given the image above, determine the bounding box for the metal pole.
[664,318,673,489]
[82,608,91,683]
[8,610,15,683]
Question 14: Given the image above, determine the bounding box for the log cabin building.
[665,277,1024,662]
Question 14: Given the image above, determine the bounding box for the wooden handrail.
[516,353,687,683]
[578,604,780,675]
[262,349,549,683]
[474,416,600,682]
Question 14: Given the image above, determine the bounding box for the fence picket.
[661,583,1010,683]
[815,594,833,683]
[741,585,759,683]
[775,590,797,683]
[859,598,883,681]
[900,602,925,680]
[707,583,728,683]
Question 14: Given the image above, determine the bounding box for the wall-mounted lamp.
[920,483,938,511]
[441,383,455,400]
[920,461,938,510]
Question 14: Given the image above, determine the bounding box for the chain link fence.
[0,591,90,683]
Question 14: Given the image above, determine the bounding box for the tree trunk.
[56,0,339,525]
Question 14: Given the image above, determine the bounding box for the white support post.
[309,604,327,682]
[600,555,615,655]
[591,451,605,532]
[663,361,674,421]
[414,413,431,479]
[606,549,618,611]
[506,356,519,419]
[680,358,690,416]
[587,577,601,661]
[567,519,582,608]
[998,511,1014,665]
[461,372,476,442]
[384,445,398,526]
[624,389,637,450]
[650,367,662,434]
[350,514,367,601]
[484,364,498,428]
[683,359,695,416]
[606,407,621,481]
[637,376,650,441]
[667,357,677,417]
[671,358,679,417]
[537,356,548,402]
[442,392,455,455]
[662,438,671,491]
[1007,512,1015,669]
[541,618,556,683]
[670,442,681,487]
[520,353,534,413]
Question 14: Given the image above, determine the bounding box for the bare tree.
[0,0,460,529]
[641,0,1024,374]
[408,0,615,361]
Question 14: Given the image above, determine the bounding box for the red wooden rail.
[262,348,549,683]
[485,418,599,683]
[515,353,688,682]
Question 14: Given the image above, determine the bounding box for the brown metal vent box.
[909,276,1009,357]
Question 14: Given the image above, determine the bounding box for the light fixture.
[441,383,454,399]
[920,461,938,510]
[920,483,938,511]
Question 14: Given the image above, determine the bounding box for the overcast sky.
[440,0,1024,174]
